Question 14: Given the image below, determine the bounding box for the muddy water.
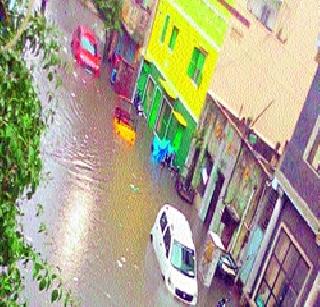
[21,1,240,306]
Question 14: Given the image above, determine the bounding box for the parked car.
[71,25,101,77]
[112,95,136,145]
[150,204,198,305]
[216,251,239,284]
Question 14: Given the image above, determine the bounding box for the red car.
[71,25,101,77]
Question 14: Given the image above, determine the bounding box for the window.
[256,228,310,306]
[187,48,206,86]
[170,241,195,277]
[145,78,154,115]
[247,0,283,31]
[198,150,213,197]
[156,97,172,138]
[168,26,179,50]
[304,116,320,175]
[307,130,320,174]
[163,227,171,258]
[160,211,167,232]
[161,15,170,43]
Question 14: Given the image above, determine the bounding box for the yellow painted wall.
[145,0,228,120]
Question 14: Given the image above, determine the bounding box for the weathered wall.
[210,0,319,148]
[280,65,320,219]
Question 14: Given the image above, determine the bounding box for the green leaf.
[51,289,59,302]
[48,71,53,81]
[64,291,71,307]
[58,288,63,300]
[38,222,47,233]
[55,77,62,89]
[32,262,41,279]
[39,278,46,291]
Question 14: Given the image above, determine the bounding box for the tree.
[0,0,74,304]
[92,0,123,60]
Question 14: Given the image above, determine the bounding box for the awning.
[143,52,153,63]
[160,79,177,100]
[173,111,187,127]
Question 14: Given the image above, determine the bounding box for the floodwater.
[21,0,240,306]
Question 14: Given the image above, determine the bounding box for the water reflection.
[57,181,94,264]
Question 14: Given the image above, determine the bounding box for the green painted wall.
[173,99,197,168]
[136,61,197,168]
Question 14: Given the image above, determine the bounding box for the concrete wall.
[280,65,320,219]
[210,0,319,148]
[263,197,320,306]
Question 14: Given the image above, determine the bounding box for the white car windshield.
[171,241,195,277]
[80,37,96,56]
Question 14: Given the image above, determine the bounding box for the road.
[21,0,240,306]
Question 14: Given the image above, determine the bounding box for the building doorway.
[221,205,240,249]
[204,170,225,227]
[185,147,200,190]
[143,77,154,117]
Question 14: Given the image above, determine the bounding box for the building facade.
[247,56,320,307]
[134,0,233,167]
[183,94,280,283]
[209,0,319,150]
[110,0,156,99]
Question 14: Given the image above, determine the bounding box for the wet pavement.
[21,1,241,306]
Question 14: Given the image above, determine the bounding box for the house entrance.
[204,170,225,228]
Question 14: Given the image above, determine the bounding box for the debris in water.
[116,260,123,268]
[71,92,76,98]
[129,184,139,192]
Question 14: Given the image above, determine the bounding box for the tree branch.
[2,0,36,52]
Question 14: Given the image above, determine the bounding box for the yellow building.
[135,0,233,167]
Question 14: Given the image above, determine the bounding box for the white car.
[150,204,198,305]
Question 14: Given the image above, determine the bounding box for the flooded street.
[22,1,240,306]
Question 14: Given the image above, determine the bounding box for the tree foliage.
[0,0,74,305]
[92,0,123,31]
